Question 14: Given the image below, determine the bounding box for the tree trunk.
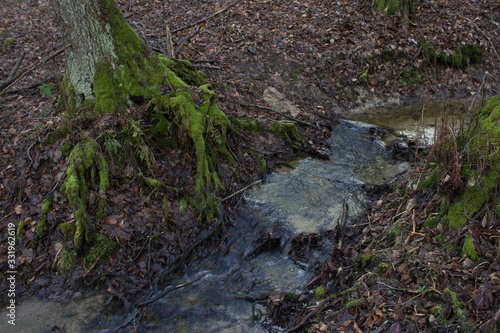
[50,0,231,252]
[375,0,413,17]
[50,0,160,113]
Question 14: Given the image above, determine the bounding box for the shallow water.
[2,100,471,333]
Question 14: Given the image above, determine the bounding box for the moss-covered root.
[61,138,109,252]
[35,196,52,238]
[151,78,230,222]
[271,122,305,150]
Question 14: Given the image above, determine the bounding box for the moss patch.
[57,248,77,274]
[231,118,261,133]
[59,222,76,237]
[35,196,52,238]
[462,235,478,262]
[271,122,304,150]
[440,95,500,227]
[419,40,483,68]
[85,234,117,269]
[314,286,326,299]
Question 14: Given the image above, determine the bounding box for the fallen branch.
[242,103,322,130]
[0,46,68,96]
[174,25,201,58]
[285,292,339,333]
[0,51,26,91]
[136,271,210,307]
[221,179,262,202]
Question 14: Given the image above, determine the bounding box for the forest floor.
[1,0,500,332]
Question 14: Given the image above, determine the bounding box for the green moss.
[271,122,304,150]
[158,57,208,87]
[424,217,437,227]
[231,118,261,133]
[419,40,437,64]
[85,234,117,269]
[356,254,378,270]
[62,142,74,157]
[376,0,402,15]
[151,83,229,221]
[439,45,483,68]
[376,262,389,275]
[179,197,189,211]
[4,37,14,51]
[139,172,165,188]
[35,196,53,238]
[16,220,25,240]
[256,153,267,175]
[420,168,440,189]
[63,138,109,252]
[443,288,469,328]
[401,68,422,85]
[58,248,77,274]
[346,299,361,309]
[389,220,402,238]
[436,97,500,227]
[314,286,326,299]
[59,222,76,237]
[435,233,444,246]
[462,235,478,262]
[431,304,444,318]
[419,40,483,69]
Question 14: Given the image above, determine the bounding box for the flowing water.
[0,100,474,333]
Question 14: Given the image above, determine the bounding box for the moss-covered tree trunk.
[49,0,233,253]
[50,0,161,113]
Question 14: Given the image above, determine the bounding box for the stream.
[1,100,474,333]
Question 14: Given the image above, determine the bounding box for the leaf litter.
[0,0,499,331]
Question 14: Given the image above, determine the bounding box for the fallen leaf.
[53,242,63,253]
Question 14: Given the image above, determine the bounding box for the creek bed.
[1,100,474,333]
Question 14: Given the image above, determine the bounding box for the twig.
[221,179,262,202]
[285,292,339,332]
[193,64,222,70]
[172,0,239,34]
[112,308,140,333]
[391,45,422,84]
[81,253,104,279]
[462,15,500,62]
[0,51,26,91]
[174,25,201,58]
[136,271,210,306]
[27,142,35,169]
[0,46,68,96]
[165,26,175,58]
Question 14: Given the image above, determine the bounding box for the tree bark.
[50,0,159,113]
[375,0,413,17]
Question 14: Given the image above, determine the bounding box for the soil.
[0,0,499,332]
